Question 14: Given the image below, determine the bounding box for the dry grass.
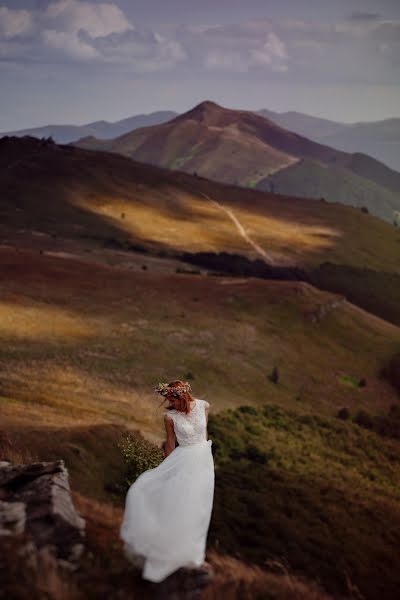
[0,428,39,464]
[70,491,349,600]
[203,550,350,600]
[1,245,399,444]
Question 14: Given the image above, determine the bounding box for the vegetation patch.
[207,403,400,600]
[119,433,164,487]
[336,374,362,388]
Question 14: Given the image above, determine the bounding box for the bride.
[119,380,215,582]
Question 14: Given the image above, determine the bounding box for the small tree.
[118,434,164,488]
[268,366,279,384]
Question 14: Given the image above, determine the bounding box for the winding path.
[200,192,276,265]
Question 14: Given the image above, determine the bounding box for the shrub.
[268,366,279,384]
[238,405,258,415]
[118,434,164,488]
[380,354,400,393]
[244,444,268,464]
[337,407,350,420]
[353,410,374,430]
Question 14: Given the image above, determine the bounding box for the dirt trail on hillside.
[200,193,276,265]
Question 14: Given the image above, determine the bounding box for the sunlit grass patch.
[0,300,95,340]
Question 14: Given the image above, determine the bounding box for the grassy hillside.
[257,158,399,222]
[2,136,400,330]
[1,244,399,458]
[1,136,399,271]
[2,136,400,598]
[208,403,400,600]
[74,101,400,224]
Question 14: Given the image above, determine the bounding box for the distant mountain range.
[258,109,400,173]
[3,107,400,173]
[0,111,177,145]
[73,101,400,225]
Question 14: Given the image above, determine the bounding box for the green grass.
[207,403,400,600]
[257,158,399,223]
[337,374,362,388]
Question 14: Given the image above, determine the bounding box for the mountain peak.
[193,100,222,111]
[175,100,237,126]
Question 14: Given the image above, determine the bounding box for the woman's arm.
[164,415,176,458]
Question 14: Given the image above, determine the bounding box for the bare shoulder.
[164,411,175,422]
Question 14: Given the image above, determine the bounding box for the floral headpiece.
[154,382,192,398]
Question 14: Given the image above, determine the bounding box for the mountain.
[1,134,400,321]
[258,108,400,172]
[2,135,400,600]
[0,111,177,144]
[73,101,400,224]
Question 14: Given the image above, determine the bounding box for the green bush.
[207,402,400,600]
[118,434,164,488]
[238,405,258,415]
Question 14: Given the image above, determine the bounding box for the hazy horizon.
[1,0,400,130]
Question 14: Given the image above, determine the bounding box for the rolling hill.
[74,101,400,224]
[1,135,400,599]
[259,108,400,173]
[1,134,400,324]
[0,111,177,144]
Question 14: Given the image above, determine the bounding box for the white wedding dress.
[119,398,215,582]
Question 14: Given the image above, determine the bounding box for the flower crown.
[154,382,192,398]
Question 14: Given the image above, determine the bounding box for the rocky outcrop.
[0,460,85,570]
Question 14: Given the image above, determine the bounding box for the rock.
[0,501,26,535]
[146,562,214,600]
[0,460,85,569]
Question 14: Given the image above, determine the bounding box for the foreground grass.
[207,403,400,600]
[0,490,341,600]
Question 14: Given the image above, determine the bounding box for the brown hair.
[163,380,194,414]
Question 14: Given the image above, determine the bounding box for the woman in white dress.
[119,380,215,582]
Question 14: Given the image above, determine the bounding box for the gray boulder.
[0,460,85,569]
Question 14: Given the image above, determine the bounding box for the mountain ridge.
[73,101,400,224]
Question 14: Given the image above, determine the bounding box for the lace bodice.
[164,398,209,447]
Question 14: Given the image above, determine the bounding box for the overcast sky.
[1,0,400,130]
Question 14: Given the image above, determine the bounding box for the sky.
[1,0,400,130]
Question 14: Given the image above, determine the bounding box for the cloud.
[204,32,288,73]
[43,0,133,38]
[0,3,399,84]
[0,1,186,71]
[90,29,186,71]
[42,29,100,61]
[346,12,384,22]
[0,7,33,39]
